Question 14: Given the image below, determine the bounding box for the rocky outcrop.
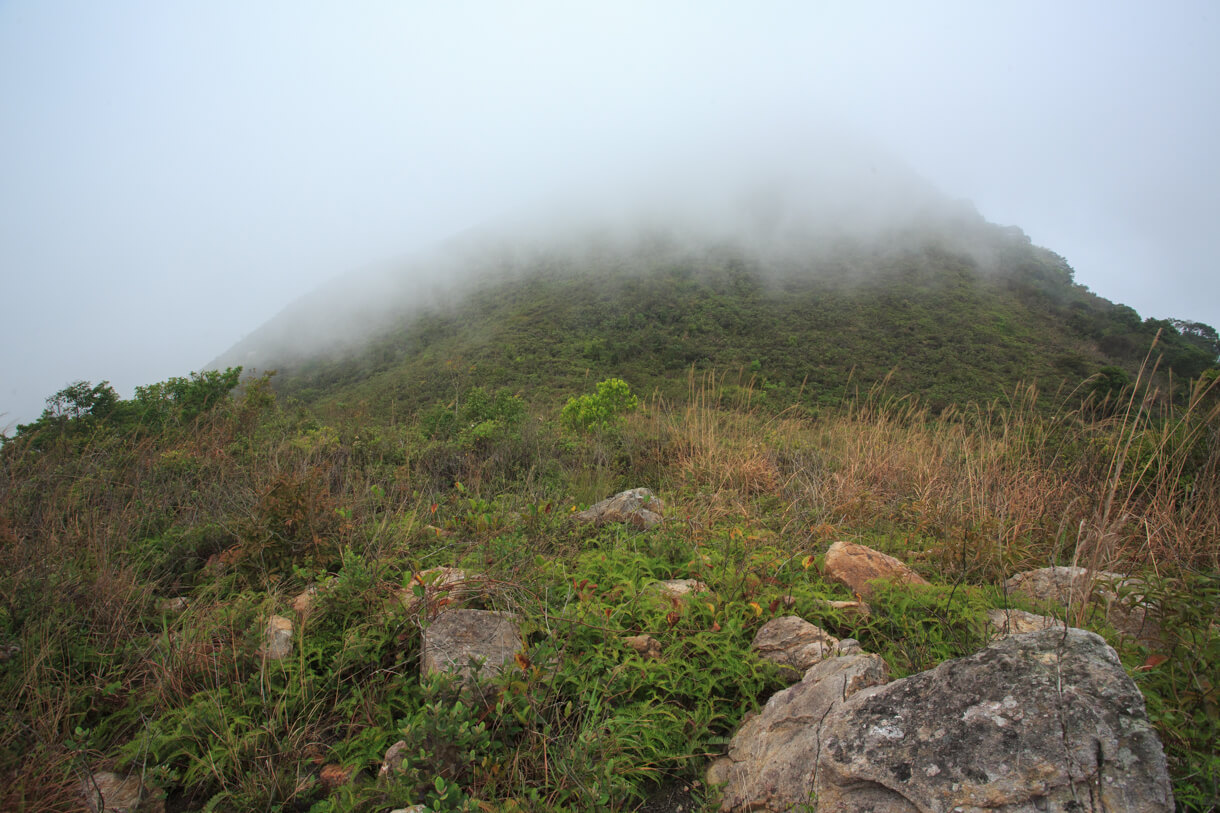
[421,609,522,684]
[823,540,928,598]
[707,654,890,811]
[750,616,839,679]
[574,488,664,530]
[1005,566,1160,643]
[814,628,1174,812]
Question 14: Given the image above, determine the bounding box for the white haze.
[2,1,1218,430]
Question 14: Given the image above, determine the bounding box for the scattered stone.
[388,807,429,813]
[421,609,523,683]
[80,771,164,813]
[319,763,351,790]
[812,597,871,620]
[750,616,839,679]
[292,585,319,619]
[823,540,928,598]
[624,634,664,660]
[157,597,188,614]
[395,567,482,619]
[814,628,1174,812]
[833,638,863,656]
[706,653,889,811]
[1005,566,1160,643]
[649,579,710,600]
[261,615,293,660]
[574,488,664,530]
[379,740,408,778]
[987,607,1060,638]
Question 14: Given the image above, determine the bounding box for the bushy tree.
[561,378,639,432]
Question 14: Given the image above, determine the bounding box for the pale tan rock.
[812,597,871,620]
[624,634,663,660]
[80,771,163,813]
[987,607,1060,639]
[395,566,482,619]
[707,654,889,811]
[650,578,709,600]
[823,540,928,598]
[261,615,294,660]
[292,585,319,618]
[1005,566,1160,643]
[750,616,838,679]
[574,488,664,529]
[157,597,188,614]
[421,609,522,683]
[379,739,408,778]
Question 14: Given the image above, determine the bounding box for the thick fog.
[2,2,1218,430]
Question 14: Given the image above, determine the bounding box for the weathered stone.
[421,609,522,683]
[624,634,664,660]
[706,653,889,811]
[574,488,664,529]
[261,615,293,660]
[834,638,863,656]
[823,540,928,598]
[649,578,710,600]
[157,597,188,614]
[395,567,483,619]
[812,597,871,620]
[750,616,838,679]
[379,739,408,778]
[292,585,319,619]
[987,607,1060,639]
[1005,566,1160,643]
[815,628,1174,812]
[80,771,164,813]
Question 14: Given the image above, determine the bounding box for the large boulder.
[1005,566,1159,643]
[707,653,890,811]
[574,488,664,530]
[815,628,1174,812]
[823,540,928,598]
[421,609,522,684]
[750,615,839,680]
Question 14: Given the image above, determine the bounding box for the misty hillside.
[214,184,1217,416]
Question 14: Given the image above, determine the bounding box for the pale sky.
[2,1,1218,429]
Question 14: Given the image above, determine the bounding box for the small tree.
[561,378,639,433]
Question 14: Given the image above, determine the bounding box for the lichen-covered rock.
[815,628,1174,812]
[750,615,839,679]
[81,771,164,813]
[379,739,408,778]
[261,615,293,660]
[823,540,928,598]
[421,609,522,683]
[1005,566,1159,643]
[574,488,664,529]
[707,653,889,811]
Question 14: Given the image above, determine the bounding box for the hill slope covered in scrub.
[4,177,1220,810]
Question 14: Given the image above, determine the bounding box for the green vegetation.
[2,225,1219,809]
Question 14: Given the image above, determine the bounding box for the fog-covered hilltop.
[212,141,1217,414]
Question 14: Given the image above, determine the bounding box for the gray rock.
[750,616,839,679]
[707,654,889,811]
[1005,566,1160,643]
[421,609,522,684]
[575,487,664,529]
[649,578,710,600]
[815,628,1174,812]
